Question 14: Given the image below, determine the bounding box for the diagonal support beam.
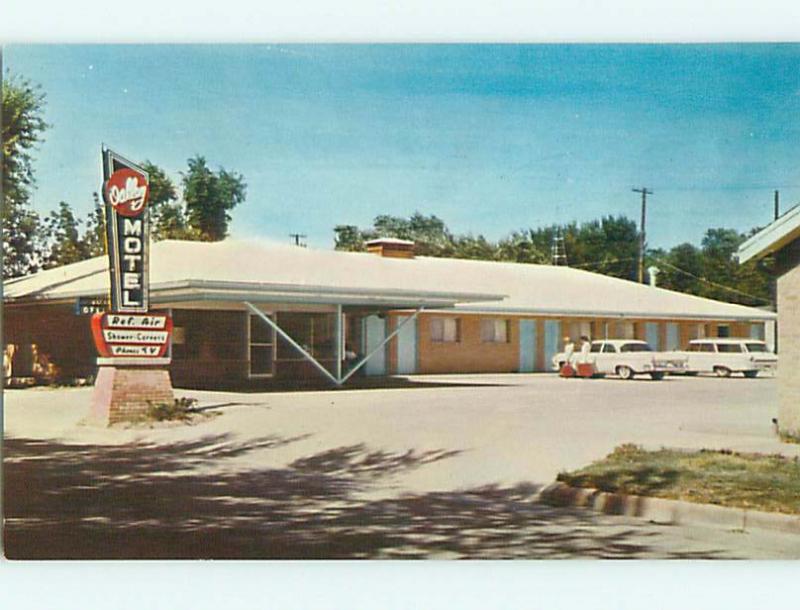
[340,308,423,384]
[244,301,340,386]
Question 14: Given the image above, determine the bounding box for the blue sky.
[6,44,800,249]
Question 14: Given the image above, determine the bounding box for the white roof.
[738,204,800,262]
[4,239,774,321]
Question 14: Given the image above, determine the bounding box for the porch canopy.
[4,239,506,385]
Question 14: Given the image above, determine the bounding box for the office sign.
[102,148,150,313]
[75,296,109,315]
[91,312,172,359]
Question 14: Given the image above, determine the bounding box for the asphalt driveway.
[4,374,799,558]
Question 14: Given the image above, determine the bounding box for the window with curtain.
[430,317,460,343]
[480,319,509,343]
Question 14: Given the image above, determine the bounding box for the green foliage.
[146,397,199,422]
[43,202,87,268]
[2,73,49,278]
[650,227,773,307]
[182,156,247,241]
[557,445,800,515]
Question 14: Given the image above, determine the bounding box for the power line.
[569,255,772,306]
[652,258,773,306]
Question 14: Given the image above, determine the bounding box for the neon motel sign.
[92,148,171,360]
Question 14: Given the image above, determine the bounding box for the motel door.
[543,320,561,373]
[665,323,680,350]
[645,322,660,350]
[363,315,387,376]
[395,315,418,375]
[519,320,537,372]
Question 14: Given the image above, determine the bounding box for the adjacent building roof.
[738,204,800,263]
[4,239,775,321]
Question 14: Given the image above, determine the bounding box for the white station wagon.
[552,339,689,380]
[680,338,777,378]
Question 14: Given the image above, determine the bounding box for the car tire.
[616,365,634,380]
[713,366,732,378]
[743,370,759,379]
[650,372,665,381]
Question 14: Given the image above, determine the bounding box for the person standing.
[563,336,575,366]
[578,335,592,364]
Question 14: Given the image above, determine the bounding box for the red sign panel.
[91,312,172,358]
[104,167,149,217]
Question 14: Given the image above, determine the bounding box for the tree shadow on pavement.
[3,434,729,559]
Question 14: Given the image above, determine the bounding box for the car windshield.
[620,343,652,352]
[746,343,768,353]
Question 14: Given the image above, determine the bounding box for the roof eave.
[738,205,800,263]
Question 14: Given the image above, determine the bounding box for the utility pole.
[632,187,653,284]
[774,190,780,220]
[289,233,307,247]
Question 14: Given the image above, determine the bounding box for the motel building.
[3,237,776,390]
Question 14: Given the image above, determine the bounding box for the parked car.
[552,339,689,380]
[678,338,777,378]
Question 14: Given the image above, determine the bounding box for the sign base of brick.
[91,365,174,425]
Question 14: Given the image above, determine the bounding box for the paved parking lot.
[4,374,800,558]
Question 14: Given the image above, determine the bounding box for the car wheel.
[616,365,634,380]
[743,370,759,379]
[650,371,665,381]
[713,366,732,378]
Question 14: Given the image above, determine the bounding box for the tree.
[82,193,107,258]
[2,73,49,278]
[42,202,88,268]
[138,160,202,241]
[181,156,246,241]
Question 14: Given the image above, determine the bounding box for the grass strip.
[557,444,800,515]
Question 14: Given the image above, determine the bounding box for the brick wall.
[777,250,800,436]
[92,366,174,424]
[416,313,520,374]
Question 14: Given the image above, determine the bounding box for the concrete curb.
[539,482,800,535]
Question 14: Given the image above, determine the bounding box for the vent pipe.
[647,266,660,288]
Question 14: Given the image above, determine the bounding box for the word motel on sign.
[121,218,144,308]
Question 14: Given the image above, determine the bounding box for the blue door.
[396,315,417,375]
[544,320,561,372]
[666,323,680,350]
[519,320,537,372]
[645,322,660,350]
[363,315,386,376]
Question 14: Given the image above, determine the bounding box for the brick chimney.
[365,237,416,259]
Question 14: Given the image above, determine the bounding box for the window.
[430,317,460,343]
[620,342,652,353]
[615,321,635,340]
[717,343,742,353]
[700,343,715,353]
[590,343,603,353]
[602,343,617,353]
[480,319,509,343]
[689,324,707,340]
[717,325,731,338]
[248,313,275,377]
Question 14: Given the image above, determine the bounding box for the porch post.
[335,304,343,382]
